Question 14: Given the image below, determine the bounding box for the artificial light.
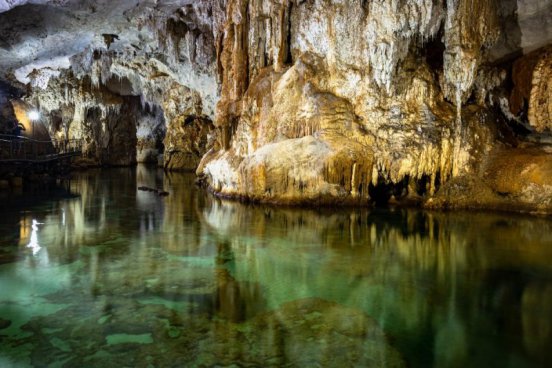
[28,110,40,121]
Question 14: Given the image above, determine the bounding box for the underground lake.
[0,166,551,367]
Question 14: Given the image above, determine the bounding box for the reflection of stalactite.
[522,283,552,364]
[213,244,266,322]
[197,193,552,364]
[215,240,235,266]
[4,169,552,366]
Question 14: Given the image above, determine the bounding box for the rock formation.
[511,46,552,133]
[197,0,552,211]
[1,0,551,212]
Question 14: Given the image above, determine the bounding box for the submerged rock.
[105,333,154,346]
[199,297,405,367]
[0,318,11,329]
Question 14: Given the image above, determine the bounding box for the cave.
[0,1,552,367]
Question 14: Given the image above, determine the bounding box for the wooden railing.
[0,134,83,162]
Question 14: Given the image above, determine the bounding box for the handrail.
[0,134,54,143]
[0,134,80,145]
[0,134,83,163]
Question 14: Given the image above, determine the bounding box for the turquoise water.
[1,166,552,367]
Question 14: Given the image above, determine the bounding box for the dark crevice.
[423,26,445,73]
[368,176,394,206]
[416,175,431,197]
[368,173,442,206]
[285,2,293,65]
[392,176,410,199]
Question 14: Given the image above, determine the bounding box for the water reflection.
[25,219,42,256]
[0,167,551,367]
[202,198,552,366]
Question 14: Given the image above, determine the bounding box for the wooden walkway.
[0,134,83,163]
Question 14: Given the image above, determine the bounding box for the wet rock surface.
[195,0,552,212]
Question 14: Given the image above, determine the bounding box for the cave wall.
[28,73,141,166]
[6,1,222,168]
[510,46,552,133]
[163,81,215,171]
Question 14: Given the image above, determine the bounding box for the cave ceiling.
[0,0,207,85]
[0,0,551,87]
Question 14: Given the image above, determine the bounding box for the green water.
[1,166,552,367]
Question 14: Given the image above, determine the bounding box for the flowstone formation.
[197,0,552,212]
[198,1,498,203]
[1,0,552,212]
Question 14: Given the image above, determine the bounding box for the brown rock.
[162,82,215,171]
[428,146,552,213]
[136,138,158,163]
[483,147,552,208]
[510,46,552,132]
